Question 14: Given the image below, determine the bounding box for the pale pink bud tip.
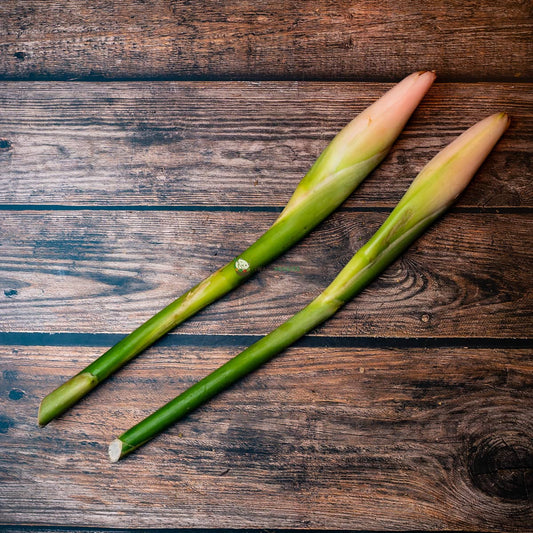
[404,112,510,215]
[320,70,437,174]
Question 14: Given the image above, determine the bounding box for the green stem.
[38,157,381,427]
[109,112,509,462]
[39,72,436,426]
[110,297,336,461]
[109,203,441,461]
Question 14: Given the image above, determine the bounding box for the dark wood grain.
[0,82,530,208]
[0,0,531,82]
[0,3,531,527]
[0,210,531,339]
[1,344,531,530]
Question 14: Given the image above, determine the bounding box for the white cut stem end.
[108,438,123,463]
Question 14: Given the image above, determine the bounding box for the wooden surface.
[1,345,532,530]
[0,0,531,82]
[0,82,531,208]
[1,207,532,339]
[0,1,532,532]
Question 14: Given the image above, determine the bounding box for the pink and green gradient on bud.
[39,72,435,427]
[396,112,511,219]
[318,112,510,306]
[109,112,509,462]
[313,71,437,174]
[277,71,436,221]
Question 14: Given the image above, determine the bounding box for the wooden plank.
[0,210,531,339]
[0,344,531,530]
[0,82,530,208]
[0,1,530,81]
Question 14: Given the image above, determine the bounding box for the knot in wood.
[467,433,533,501]
[0,139,12,152]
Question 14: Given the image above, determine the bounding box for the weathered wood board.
[0,82,531,208]
[0,0,531,81]
[0,54,531,533]
[1,345,532,529]
[0,210,531,338]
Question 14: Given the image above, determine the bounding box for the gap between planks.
[0,332,531,350]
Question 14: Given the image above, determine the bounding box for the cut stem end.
[38,372,98,426]
[108,439,124,463]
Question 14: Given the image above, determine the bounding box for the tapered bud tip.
[385,70,436,103]
[457,111,510,152]
[281,69,437,212]
[415,70,437,80]
[324,70,436,168]
[496,112,511,128]
[371,70,436,126]
[401,112,510,217]
[401,70,436,89]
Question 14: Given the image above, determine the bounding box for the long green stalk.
[38,71,436,426]
[109,112,510,462]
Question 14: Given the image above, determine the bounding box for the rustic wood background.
[0,1,531,531]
